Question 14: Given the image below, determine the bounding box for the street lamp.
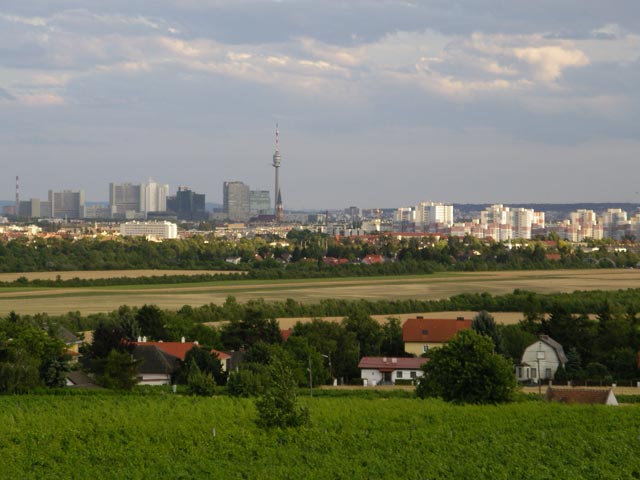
[321,353,333,386]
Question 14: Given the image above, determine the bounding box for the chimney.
[383,357,387,363]
[181,336,185,343]
[391,358,397,364]
[142,336,147,342]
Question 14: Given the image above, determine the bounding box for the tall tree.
[416,330,517,404]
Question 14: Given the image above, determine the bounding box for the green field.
[2,268,640,315]
[1,394,639,479]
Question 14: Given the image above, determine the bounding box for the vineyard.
[1,394,639,479]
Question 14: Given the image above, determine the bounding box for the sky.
[1,1,639,209]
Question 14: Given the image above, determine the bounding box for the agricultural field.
[0,269,237,282]
[1,394,639,479]
[1,268,640,316]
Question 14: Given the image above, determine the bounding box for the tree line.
[0,232,638,276]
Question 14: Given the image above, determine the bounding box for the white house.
[358,357,427,386]
[517,335,567,383]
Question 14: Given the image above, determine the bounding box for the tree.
[99,349,140,390]
[472,311,501,352]
[136,304,167,341]
[499,324,536,364]
[342,310,382,357]
[380,317,405,357]
[178,346,227,386]
[220,307,281,350]
[255,350,310,429]
[416,330,517,404]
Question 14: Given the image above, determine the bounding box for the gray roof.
[538,335,568,364]
[133,345,180,375]
[67,371,101,388]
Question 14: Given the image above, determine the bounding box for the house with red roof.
[358,356,427,386]
[132,339,231,385]
[402,317,472,356]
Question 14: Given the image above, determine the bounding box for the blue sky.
[1,1,639,208]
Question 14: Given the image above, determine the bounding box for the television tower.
[272,124,283,222]
[15,176,19,216]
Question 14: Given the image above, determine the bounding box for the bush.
[227,367,268,397]
[394,379,415,386]
[186,364,217,396]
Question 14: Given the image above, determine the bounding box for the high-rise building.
[223,181,250,222]
[109,183,142,217]
[415,202,454,230]
[249,190,271,217]
[141,180,169,214]
[49,190,85,219]
[172,186,206,221]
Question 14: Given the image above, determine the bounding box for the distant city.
[1,128,639,242]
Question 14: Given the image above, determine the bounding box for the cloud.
[513,45,589,83]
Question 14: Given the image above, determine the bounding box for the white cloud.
[513,45,589,83]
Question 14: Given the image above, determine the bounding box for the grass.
[1,394,639,479]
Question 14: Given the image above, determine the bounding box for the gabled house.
[545,387,618,406]
[402,317,472,356]
[517,335,567,383]
[358,356,427,386]
[132,340,230,385]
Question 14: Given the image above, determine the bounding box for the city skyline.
[1,2,639,207]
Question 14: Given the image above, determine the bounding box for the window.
[422,329,428,335]
[531,368,537,379]
[410,371,417,379]
[397,371,403,379]
[517,367,523,378]
[423,345,429,353]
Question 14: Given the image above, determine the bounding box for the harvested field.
[277,311,525,329]
[1,268,640,316]
[0,269,240,282]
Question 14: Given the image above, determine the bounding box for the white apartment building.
[120,221,178,239]
[394,207,415,225]
[600,208,628,240]
[570,209,597,225]
[415,202,454,230]
[142,180,169,214]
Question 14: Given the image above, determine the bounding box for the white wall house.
[358,357,427,386]
[517,335,567,383]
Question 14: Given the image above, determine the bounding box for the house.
[358,356,427,386]
[132,344,180,385]
[362,254,384,265]
[517,335,567,383]
[545,387,618,406]
[132,339,230,385]
[402,317,472,356]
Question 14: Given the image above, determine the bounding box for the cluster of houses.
[358,316,571,386]
[60,315,618,404]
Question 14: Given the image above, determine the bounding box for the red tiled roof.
[280,328,293,341]
[402,317,472,343]
[358,356,427,372]
[211,348,231,360]
[133,341,197,361]
[545,387,616,405]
